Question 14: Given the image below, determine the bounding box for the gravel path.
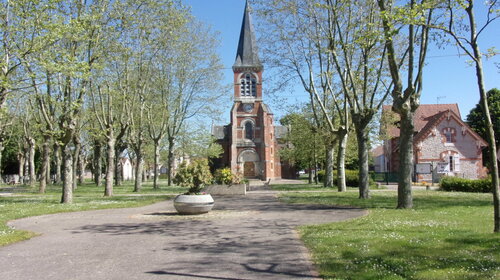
[0,193,366,280]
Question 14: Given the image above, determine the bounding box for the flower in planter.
[173,159,213,195]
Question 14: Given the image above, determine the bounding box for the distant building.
[383,104,488,182]
[371,145,386,173]
[211,1,294,180]
[118,158,133,180]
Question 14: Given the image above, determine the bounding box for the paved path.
[0,193,366,280]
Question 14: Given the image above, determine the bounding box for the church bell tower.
[228,0,281,180]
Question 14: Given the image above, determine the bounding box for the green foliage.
[213,168,233,185]
[213,168,244,185]
[281,191,499,280]
[440,176,493,193]
[173,159,213,194]
[466,88,500,147]
[317,169,376,187]
[279,108,325,170]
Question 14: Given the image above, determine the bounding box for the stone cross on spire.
[233,0,262,70]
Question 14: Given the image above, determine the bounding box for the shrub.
[317,169,376,187]
[440,176,492,193]
[213,168,244,185]
[173,159,213,194]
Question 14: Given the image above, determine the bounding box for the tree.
[255,0,349,190]
[0,0,48,110]
[322,0,392,198]
[280,107,325,184]
[467,88,500,165]
[28,0,112,203]
[377,0,434,208]
[163,19,224,186]
[432,0,499,231]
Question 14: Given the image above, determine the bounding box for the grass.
[280,190,500,280]
[270,183,330,191]
[0,180,185,247]
[271,183,386,192]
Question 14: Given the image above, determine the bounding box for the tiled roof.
[383,104,461,137]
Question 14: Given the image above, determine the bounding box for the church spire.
[233,0,262,69]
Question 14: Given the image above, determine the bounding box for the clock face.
[243,103,253,112]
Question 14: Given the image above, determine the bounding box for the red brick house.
[383,104,488,182]
[212,1,293,180]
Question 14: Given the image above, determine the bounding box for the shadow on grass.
[315,236,499,280]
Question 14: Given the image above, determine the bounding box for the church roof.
[233,0,262,69]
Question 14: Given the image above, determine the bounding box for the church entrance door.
[243,162,255,177]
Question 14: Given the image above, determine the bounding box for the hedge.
[317,169,376,187]
[439,176,492,193]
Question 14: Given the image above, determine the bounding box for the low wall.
[203,184,247,195]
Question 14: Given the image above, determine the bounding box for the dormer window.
[445,130,452,143]
[442,127,456,143]
[240,73,257,97]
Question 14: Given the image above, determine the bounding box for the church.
[212,1,294,180]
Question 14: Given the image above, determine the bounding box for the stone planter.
[203,184,247,195]
[173,194,214,215]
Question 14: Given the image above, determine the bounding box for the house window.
[240,73,257,97]
[448,154,461,172]
[443,128,455,143]
[445,131,452,143]
[245,122,253,140]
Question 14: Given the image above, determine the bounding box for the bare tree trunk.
[308,163,313,184]
[153,140,160,189]
[134,152,143,192]
[72,137,81,191]
[93,140,102,187]
[356,126,371,199]
[337,129,348,192]
[61,145,73,204]
[46,158,51,185]
[397,110,414,208]
[324,140,334,188]
[18,152,25,185]
[28,137,36,187]
[78,151,84,184]
[104,136,115,197]
[39,135,50,193]
[167,137,175,186]
[313,144,318,184]
[0,140,4,183]
[54,143,62,184]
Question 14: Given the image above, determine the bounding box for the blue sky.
[184,0,500,122]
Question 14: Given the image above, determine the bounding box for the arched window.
[245,122,253,139]
[240,73,257,97]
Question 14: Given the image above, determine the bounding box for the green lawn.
[270,183,330,191]
[281,190,500,280]
[0,181,184,246]
[271,183,386,192]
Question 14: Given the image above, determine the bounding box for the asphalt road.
[1,193,366,280]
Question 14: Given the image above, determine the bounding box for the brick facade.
[383,104,488,182]
[211,1,293,180]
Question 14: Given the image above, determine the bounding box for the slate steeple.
[233,0,262,70]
